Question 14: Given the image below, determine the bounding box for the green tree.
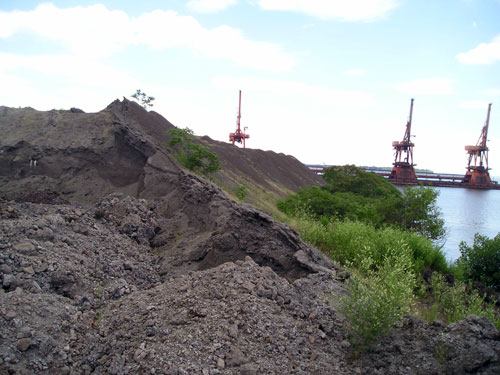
[323,165,401,199]
[396,186,445,241]
[131,89,155,110]
[458,233,500,290]
[279,165,445,241]
[167,127,221,176]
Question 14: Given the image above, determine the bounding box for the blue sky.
[1,0,500,174]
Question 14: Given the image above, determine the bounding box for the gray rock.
[239,363,257,375]
[16,338,32,352]
[0,264,12,274]
[226,347,248,367]
[13,241,36,254]
[2,274,14,288]
[216,358,225,369]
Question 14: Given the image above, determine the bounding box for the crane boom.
[479,103,492,148]
[229,90,250,148]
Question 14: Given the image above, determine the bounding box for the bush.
[323,165,401,199]
[278,165,445,241]
[233,185,248,201]
[277,187,363,221]
[396,186,445,240]
[293,216,448,275]
[131,89,155,109]
[458,233,500,291]
[428,273,499,329]
[338,243,416,351]
[168,128,221,176]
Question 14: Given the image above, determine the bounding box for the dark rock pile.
[1,195,499,374]
[0,100,499,374]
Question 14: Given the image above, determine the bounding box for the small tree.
[131,89,155,110]
[458,233,500,290]
[323,165,401,199]
[397,186,445,241]
[167,127,221,176]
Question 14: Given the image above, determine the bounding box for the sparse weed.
[233,185,248,201]
[435,340,449,369]
[94,283,103,300]
[336,243,416,352]
[422,273,500,329]
[95,309,103,326]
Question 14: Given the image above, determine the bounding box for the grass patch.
[291,215,448,275]
[420,273,500,329]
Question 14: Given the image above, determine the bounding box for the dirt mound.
[202,136,324,198]
[0,100,321,205]
[1,100,499,374]
[0,99,329,279]
[1,198,499,374]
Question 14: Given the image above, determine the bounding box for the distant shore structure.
[305,101,499,189]
[389,98,417,183]
[463,103,493,187]
[305,165,499,190]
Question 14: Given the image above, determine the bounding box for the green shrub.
[293,216,448,275]
[277,187,362,221]
[458,233,500,291]
[131,89,155,109]
[323,164,401,199]
[337,243,416,351]
[168,127,221,176]
[428,273,499,329]
[278,165,445,241]
[396,186,445,241]
[233,185,248,201]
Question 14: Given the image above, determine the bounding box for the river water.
[434,186,500,261]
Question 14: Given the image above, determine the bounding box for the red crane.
[463,103,493,186]
[229,90,250,148]
[389,98,417,181]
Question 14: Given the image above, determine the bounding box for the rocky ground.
[1,194,499,375]
[0,100,499,374]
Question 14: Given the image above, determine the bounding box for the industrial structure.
[389,98,417,182]
[305,101,500,189]
[229,90,250,148]
[463,103,493,187]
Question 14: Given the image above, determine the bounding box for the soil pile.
[0,100,322,205]
[0,100,499,374]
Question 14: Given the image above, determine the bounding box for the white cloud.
[396,78,454,96]
[256,0,399,22]
[457,35,500,64]
[0,3,294,71]
[0,52,138,89]
[0,3,132,58]
[187,0,237,13]
[212,75,375,109]
[0,52,140,110]
[344,68,365,76]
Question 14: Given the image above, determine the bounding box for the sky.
[1,0,500,175]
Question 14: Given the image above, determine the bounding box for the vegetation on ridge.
[131,89,155,110]
[168,127,221,176]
